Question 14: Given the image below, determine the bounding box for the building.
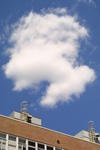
[75,130,90,142]
[75,130,100,143]
[0,107,100,150]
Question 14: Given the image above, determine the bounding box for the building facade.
[0,111,100,150]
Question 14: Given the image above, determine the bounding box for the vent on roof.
[75,121,100,144]
[10,101,42,126]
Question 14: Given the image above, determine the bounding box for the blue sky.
[0,0,100,136]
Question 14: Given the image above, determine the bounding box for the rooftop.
[0,113,100,150]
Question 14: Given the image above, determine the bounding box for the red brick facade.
[0,115,100,150]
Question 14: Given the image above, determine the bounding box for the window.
[27,116,32,123]
[28,140,35,150]
[8,135,16,150]
[0,133,6,150]
[47,146,53,150]
[28,148,35,150]
[55,148,62,150]
[38,143,45,150]
[0,133,6,139]
[19,138,26,150]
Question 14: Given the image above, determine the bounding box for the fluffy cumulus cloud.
[3,8,96,107]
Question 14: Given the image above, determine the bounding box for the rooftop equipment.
[10,101,42,126]
[88,121,96,143]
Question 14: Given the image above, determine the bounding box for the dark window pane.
[27,116,32,123]
[0,133,6,139]
[47,146,53,150]
[28,141,35,146]
[9,135,16,141]
[19,138,26,144]
[28,147,35,150]
[38,143,44,149]
[55,148,62,150]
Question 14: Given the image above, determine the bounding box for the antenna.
[20,101,28,113]
[88,121,96,142]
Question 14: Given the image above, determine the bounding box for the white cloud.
[3,8,96,107]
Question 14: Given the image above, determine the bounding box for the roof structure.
[0,115,100,150]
